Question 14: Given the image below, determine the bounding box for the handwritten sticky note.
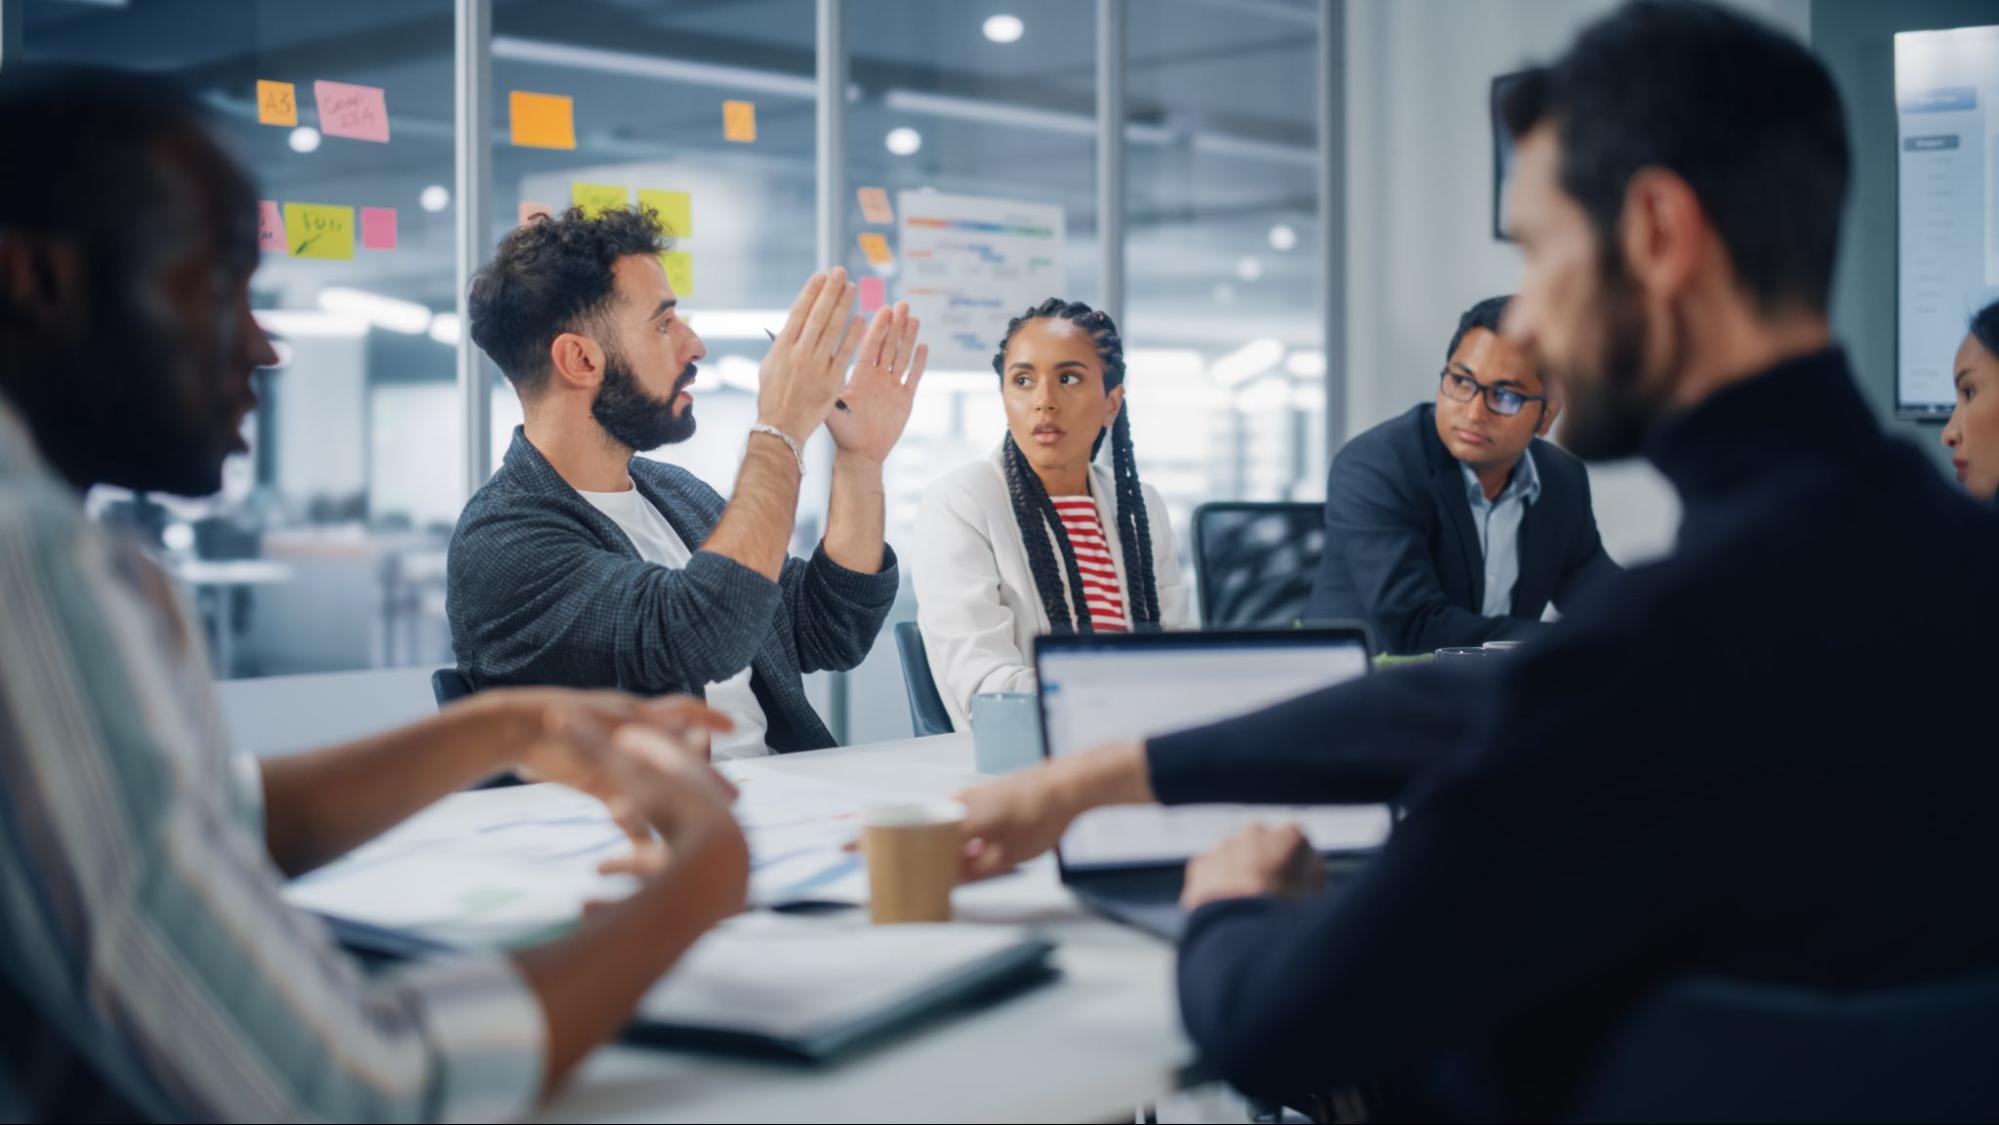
[859,276,886,314]
[314,80,390,143]
[638,188,692,238]
[256,80,297,127]
[858,187,893,225]
[283,203,355,260]
[257,200,286,252]
[509,90,576,150]
[361,207,397,250]
[571,182,629,218]
[519,200,553,226]
[723,99,757,143]
[857,232,892,266]
[659,251,694,298]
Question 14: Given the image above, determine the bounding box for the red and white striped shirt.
[1049,496,1129,632]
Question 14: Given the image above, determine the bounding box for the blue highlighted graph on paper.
[899,192,1066,372]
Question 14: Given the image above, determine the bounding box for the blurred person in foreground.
[953,2,1999,1116]
[0,65,749,1122]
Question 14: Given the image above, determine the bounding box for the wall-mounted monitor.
[1895,24,1999,420]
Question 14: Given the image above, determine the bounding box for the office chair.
[1191,501,1327,628]
[893,621,955,737]
[431,667,476,709]
[1568,970,1999,1121]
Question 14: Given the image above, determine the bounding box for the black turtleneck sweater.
[1149,349,1999,1119]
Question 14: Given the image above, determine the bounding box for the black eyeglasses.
[1439,368,1548,417]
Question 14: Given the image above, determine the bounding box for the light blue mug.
[970,692,1043,775]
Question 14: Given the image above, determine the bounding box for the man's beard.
[1554,263,1675,462]
[592,347,697,452]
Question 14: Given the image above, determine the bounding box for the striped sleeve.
[0,482,545,1123]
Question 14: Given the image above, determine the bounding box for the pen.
[767,328,852,413]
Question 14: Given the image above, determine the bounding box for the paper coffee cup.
[862,800,966,925]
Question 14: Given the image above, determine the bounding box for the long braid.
[992,298,1162,630]
[1002,432,1094,633]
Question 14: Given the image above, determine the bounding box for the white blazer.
[911,443,1193,729]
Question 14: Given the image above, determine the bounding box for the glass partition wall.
[12,0,1336,742]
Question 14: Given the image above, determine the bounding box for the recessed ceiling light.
[983,14,1024,44]
[1267,223,1298,251]
[886,127,923,156]
[288,126,321,154]
[420,185,450,213]
[1236,256,1264,282]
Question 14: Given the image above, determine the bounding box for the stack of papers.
[285,761,889,947]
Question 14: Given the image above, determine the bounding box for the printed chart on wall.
[1894,24,1999,417]
[898,192,1065,372]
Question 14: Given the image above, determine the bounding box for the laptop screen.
[1036,630,1392,872]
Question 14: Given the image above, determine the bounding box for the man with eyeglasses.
[1305,294,1618,654]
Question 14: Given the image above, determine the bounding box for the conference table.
[534,732,1197,1124]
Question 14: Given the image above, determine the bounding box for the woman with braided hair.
[912,298,1191,730]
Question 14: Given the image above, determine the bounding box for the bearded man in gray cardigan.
[450,206,927,756]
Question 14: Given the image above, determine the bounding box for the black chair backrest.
[892,621,955,737]
[431,667,475,709]
[1191,501,1326,628]
[1569,970,1999,1122]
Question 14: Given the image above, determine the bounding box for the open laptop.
[1033,626,1393,940]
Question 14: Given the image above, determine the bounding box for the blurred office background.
[10,0,1968,742]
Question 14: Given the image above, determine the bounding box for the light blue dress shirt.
[1461,449,1543,618]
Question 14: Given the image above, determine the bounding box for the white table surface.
[535,732,1195,1124]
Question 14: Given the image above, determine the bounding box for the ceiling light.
[885,127,923,156]
[420,185,450,213]
[1208,338,1286,387]
[982,14,1025,43]
[1268,223,1298,251]
[253,309,367,338]
[1285,350,1326,378]
[288,126,321,153]
[1236,256,1264,282]
[317,288,432,335]
[428,312,461,345]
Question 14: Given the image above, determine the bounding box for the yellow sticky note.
[282,203,354,260]
[509,90,576,150]
[571,183,629,218]
[256,80,297,127]
[639,189,692,239]
[660,251,694,297]
[857,232,892,266]
[723,99,757,143]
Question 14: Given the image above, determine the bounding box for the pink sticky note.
[314,80,390,143]
[361,207,397,250]
[257,200,286,252]
[858,276,887,314]
[519,200,553,225]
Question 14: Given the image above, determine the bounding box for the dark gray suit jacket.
[1306,404,1618,654]
[446,428,898,752]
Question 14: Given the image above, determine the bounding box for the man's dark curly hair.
[468,204,671,396]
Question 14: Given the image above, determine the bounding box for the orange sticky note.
[857,232,892,266]
[256,80,297,127]
[638,189,691,238]
[723,99,757,143]
[858,187,893,225]
[509,90,576,150]
[519,201,553,226]
[257,200,286,252]
[659,251,694,298]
